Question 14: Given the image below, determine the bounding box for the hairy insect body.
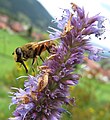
[13,40,55,73]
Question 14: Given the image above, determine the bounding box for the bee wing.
[37,39,53,44]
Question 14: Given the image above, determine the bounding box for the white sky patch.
[38,0,110,18]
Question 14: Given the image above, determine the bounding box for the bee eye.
[16,47,22,55]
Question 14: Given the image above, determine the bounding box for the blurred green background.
[0,0,110,120]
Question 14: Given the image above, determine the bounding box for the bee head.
[15,47,22,56]
[12,47,23,62]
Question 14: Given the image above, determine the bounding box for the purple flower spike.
[9,3,110,120]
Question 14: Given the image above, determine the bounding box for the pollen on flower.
[21,95,30,104]
[37,66,51,92]
[71,2,78,11]
[38,65,50,72]
[61,13,74,37]
[30,91,38,101]
[47,54,57,60]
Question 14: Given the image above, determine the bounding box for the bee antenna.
[12,52,14,55]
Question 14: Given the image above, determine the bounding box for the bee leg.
[37,44,44,62]
[32,58,36,66]
[39,55,44,62]
[31,58,35,71]
[21,61,28,73]
[46,46,51,53]
[46,46,55,54]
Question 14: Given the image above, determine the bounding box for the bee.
[12,40,56,73]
